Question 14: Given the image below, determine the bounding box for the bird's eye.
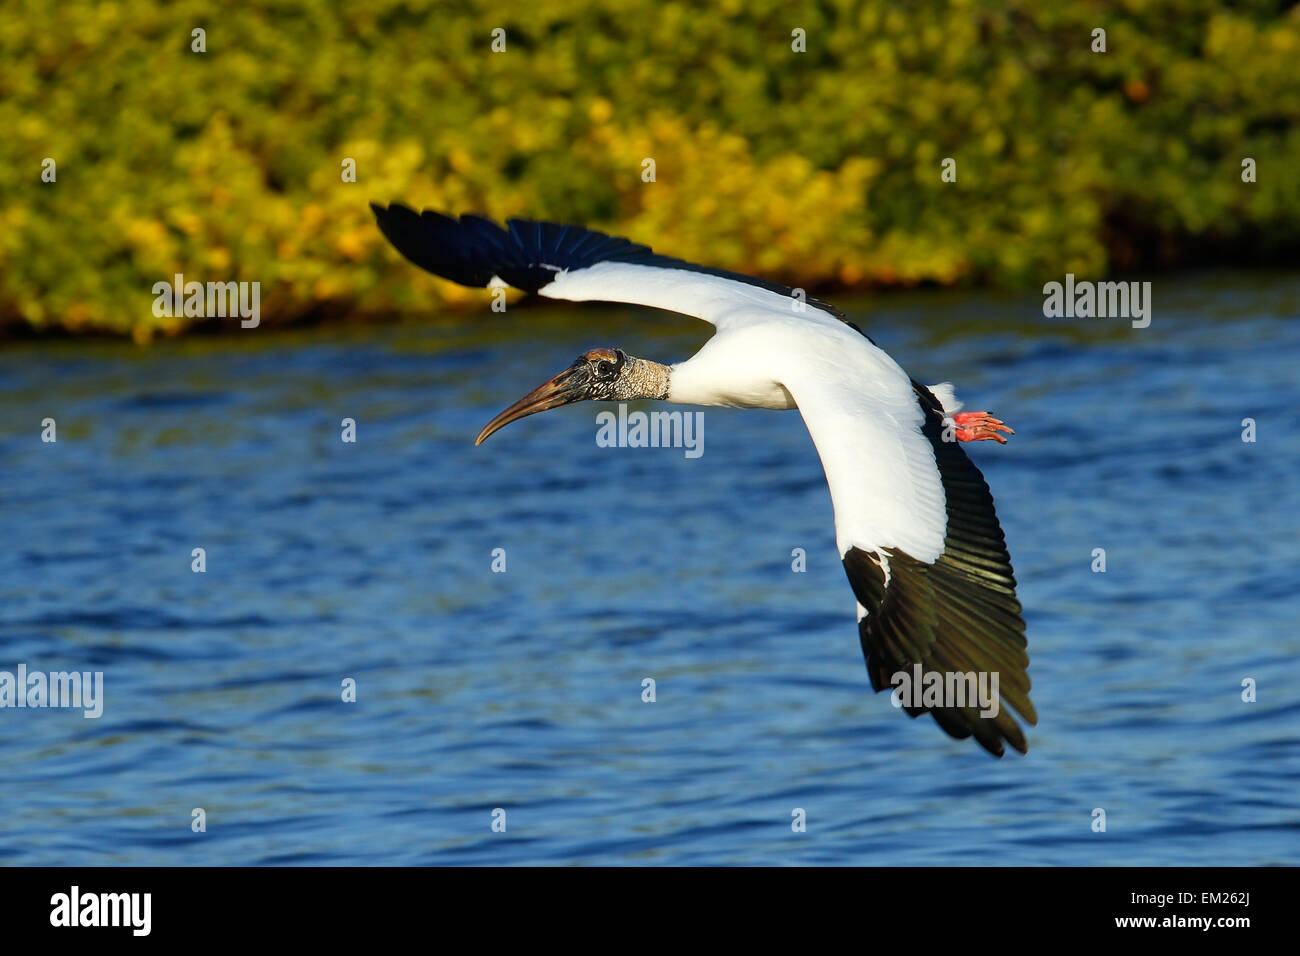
[598,361,616,376]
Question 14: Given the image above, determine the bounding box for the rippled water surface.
[2,272,1297,865]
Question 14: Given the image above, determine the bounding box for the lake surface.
[1,272,1297,865]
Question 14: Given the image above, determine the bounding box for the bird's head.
[476,347,666,445]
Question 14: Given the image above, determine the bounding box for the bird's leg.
[950,411,1014,444]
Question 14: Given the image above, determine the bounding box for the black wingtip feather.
[370,203,501,288]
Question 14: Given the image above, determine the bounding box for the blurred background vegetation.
[1,0,1297,340]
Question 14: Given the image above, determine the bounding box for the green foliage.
[1,0,1297,338]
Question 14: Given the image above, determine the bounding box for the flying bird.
[372,202,1035,757]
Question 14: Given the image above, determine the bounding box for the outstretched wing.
[370,203,849,331]
[786,370,1035,757]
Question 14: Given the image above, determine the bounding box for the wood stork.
[372,203,1035,757]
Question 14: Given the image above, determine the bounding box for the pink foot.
[951,411,1014,444]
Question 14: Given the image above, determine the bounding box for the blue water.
[2,272,1297,865]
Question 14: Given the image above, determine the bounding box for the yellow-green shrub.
[1,0,1296,338]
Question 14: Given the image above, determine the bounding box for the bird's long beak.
[475,364,592,445]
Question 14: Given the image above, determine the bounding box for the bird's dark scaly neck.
[616,356,671,402]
